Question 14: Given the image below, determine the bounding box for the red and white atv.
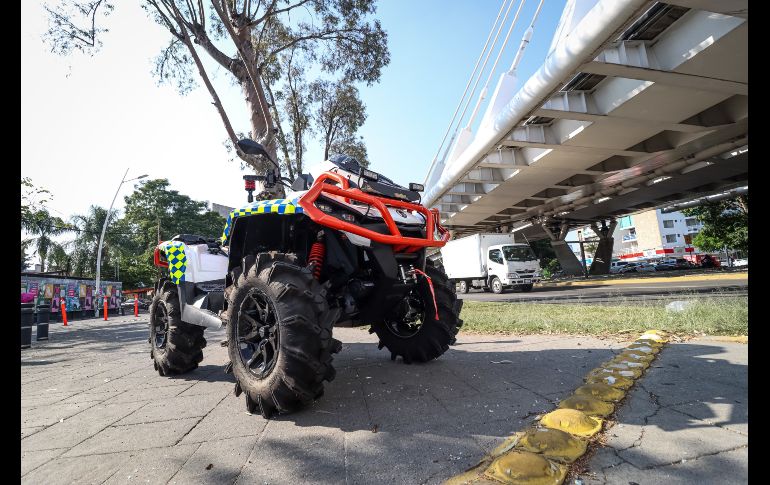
[150,139,462,418]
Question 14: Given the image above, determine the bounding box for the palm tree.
[68,205,120,278]
[22,210,71,272]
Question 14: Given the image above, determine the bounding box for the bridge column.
[588,218,617,275]
[540,221,584,276]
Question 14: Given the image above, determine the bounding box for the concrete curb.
[444,330,669,485]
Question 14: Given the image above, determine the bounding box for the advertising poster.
[66,296,81,312]
[79,284,87,298]
[51,285,61,313]
[106,285,113,297]
[84,285,93,311]
[109,293,118,309]
[67,284,76,297]
[28,282,39,296]
[43,284,53,299]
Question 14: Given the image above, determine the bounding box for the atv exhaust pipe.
[177,287,224,329]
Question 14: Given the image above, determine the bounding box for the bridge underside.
[437,2,748,243]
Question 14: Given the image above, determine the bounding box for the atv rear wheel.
[148,284,206,376]
[371,259,463,364]
[225,252,338,418]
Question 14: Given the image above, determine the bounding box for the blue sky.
[21,0,566,221]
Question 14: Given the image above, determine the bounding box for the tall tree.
[682,195,748,253]
[21,239,33,272]
[67,205,121,278]
[46,243,72,274]
[22,210,72,272]
[44,1,389,178]
[311,79,368,164]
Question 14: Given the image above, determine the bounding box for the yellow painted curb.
[541,409,603,437]
[573,383,625,402]
[442,330,669,484]
[558,396,615,418]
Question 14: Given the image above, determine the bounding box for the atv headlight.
[340,213,356,223]
[317,202,333,213]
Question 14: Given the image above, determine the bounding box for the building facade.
[568,208,704,263]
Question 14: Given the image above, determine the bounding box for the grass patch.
[459,296,747,337]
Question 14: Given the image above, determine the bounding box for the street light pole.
[94,169,148,316]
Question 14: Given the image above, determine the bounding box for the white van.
[609,261,629,273]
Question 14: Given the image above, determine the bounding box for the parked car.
[610,261,630,274]
[674,258,695,269]
[618,262,640,273]
[654,261,677,271]
[732,258,748,267]
[636,262,657,272]
[121,298,151,311]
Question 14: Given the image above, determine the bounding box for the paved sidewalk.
[579,338,748,484]
[21,316,747,484]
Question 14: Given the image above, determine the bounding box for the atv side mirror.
[237,139,269,157]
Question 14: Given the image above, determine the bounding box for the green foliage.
[22,209,73,272]
[682,195,748,253]
[21,177,52,227]
[529,239,559,277]
[32,179,225,288]
[119,179,226,287]
[21,239,32,272]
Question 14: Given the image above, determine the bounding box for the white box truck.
[440,233,541,294]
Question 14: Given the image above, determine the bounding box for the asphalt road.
[459,277,748,304]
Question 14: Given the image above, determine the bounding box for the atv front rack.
[298,181,450,252]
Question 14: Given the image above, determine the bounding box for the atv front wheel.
[225,252,338,418]
[372,259,463,364]
[148,284,206,376]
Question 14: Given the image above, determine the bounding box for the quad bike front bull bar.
[297,181,450,251]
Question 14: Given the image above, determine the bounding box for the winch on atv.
[149,139,463,418]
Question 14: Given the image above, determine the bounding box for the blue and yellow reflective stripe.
[220,197,303,244]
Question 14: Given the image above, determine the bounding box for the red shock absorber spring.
[307,238,326,280]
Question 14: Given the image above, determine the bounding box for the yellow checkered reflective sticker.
[160,241,187,285]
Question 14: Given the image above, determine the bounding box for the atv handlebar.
[297,181,450,250]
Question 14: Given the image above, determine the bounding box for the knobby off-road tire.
[371,259,464,364]
[225,252,339,419]
[148,284,206,376]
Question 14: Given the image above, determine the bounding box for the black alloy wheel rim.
[153,301,169,350]
[385,292,426,339]
[237,288,280,378]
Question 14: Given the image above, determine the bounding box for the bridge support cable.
[425,0,508,186]
[427,0,520,187]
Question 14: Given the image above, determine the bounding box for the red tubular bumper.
[297,181,450,249]
[153,247,169,268]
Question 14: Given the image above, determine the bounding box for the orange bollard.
[134,297,139,317]
[61,301,68,326]
[104,296,109,321]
